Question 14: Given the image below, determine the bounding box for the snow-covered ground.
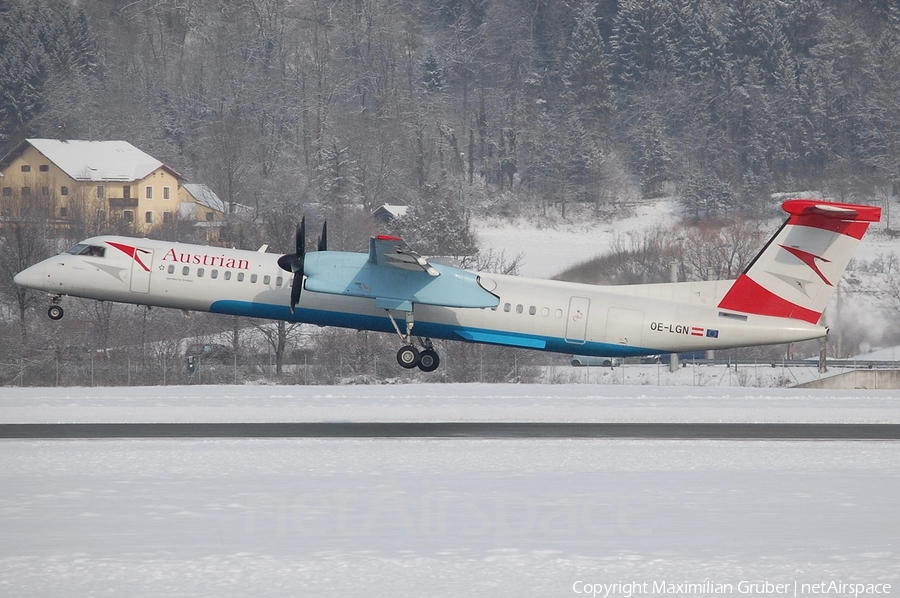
[1,385,899,596]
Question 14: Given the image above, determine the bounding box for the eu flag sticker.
[706,329,719,338]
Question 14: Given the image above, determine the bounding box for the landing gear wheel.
[417,348,440,372]
[48,305,64,320]
[397,345,420,369]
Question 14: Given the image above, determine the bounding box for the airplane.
[13,199,881,372]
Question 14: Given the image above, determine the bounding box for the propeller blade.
[317,221,327,252]
[297,216,306,256]
[289,273,302,314]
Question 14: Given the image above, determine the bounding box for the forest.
[1,0,899,385]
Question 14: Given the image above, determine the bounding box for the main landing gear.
[385,309,441,372]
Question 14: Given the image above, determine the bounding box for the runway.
[3,422,900,439]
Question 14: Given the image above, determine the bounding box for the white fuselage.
[15,235,826,358]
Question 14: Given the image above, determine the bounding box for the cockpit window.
[66,244,105,257]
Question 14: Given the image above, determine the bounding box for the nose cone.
[13,263,45,290]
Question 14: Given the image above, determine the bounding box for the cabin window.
[542,307,550,317]
[237,272,244,282]
[516,304,523,314]
[182,266,190,275]
[529,306,536,315]
[263,275,271,285]
[168,265,175,274]
[276,276,283,287]
[503,303,511,312]
[211,269,218,279]
[197,268,205,277]
[224,271,232,281]
[251,274,258,283]
[555,309,563,319]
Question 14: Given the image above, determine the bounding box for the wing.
[368,235,440,277]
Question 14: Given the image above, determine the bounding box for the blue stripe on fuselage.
[209,299,659,358]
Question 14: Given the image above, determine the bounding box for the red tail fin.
[717,200,881,323]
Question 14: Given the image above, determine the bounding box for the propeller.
[317,221,327,252]
[276,217,328,314]
[277,217,306,314]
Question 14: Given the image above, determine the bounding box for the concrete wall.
[796,369,900,390]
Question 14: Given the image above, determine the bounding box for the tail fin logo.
[107,241,152,272]
[778,245,832,286]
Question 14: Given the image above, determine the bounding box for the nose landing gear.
[385,308,441,372]
[47,296,64,320]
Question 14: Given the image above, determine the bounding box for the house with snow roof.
[0,139,188,232]
[179,183,254,241]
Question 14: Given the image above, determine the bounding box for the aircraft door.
[128,247,154,293]
[565,296,591,344]
[605,308,644,347]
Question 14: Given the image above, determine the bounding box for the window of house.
[145,211,153,224]
[206,212,214,221]
[163,186,170,200]
[39,165,49,172]
[163,211,172,223]
[60,207,68,218]
[145,186,153,199]
[97,185,105,198]
[60,186,68,195]
[3,187,12,197]
[21,187,31,196]
[41,186,49,196]
[98,210,107,222]
[20,165,30,172]
[123,186,131,199]
[123,210,133,222]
